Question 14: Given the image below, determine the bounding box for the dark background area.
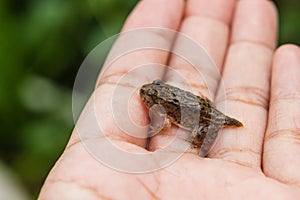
[0,0,299,199]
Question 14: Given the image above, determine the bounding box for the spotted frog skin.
[140,79,243,157]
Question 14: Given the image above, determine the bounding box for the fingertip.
[272,44,300,93]
[186,0,236,25]
[123,0,185,31]
[273,44,300,73]
[232,0,278,49]
[275,44,300,61]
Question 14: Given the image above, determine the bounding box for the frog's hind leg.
[199,125,220,157]
[186,125,206,149]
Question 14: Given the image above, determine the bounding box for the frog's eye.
[153,79,163,85]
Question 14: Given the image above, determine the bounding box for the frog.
[139,79,243,157]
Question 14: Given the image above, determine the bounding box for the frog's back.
[158,83,242,130]
[140,80,243,131]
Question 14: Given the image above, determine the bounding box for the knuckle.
[272,91,300,103]
[266,128,300,145]
[224,86,269,110]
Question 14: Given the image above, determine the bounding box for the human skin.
[39,0,300,199]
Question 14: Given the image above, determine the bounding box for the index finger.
[89,0,185,148]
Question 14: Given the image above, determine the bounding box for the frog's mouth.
[140,87,151,107]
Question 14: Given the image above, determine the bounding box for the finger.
[166,0,236,97]
[263,45,300,185]
[71,0,185,148]
[210,0,277,167]
[97,0,185,84]
[148,0,236,151]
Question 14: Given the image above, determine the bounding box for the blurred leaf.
[275,0,300,45]
[18,75,73,125]
[14,116,70,196]
[88,0,138,35]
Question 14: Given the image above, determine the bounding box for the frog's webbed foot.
[148,104,170,137]
[199,125,220,157]
[186,125,206,149]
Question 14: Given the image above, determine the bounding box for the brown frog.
[140,79,243,157]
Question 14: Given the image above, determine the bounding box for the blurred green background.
[0,0,299,199]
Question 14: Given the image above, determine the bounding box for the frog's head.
[140,79,164,108]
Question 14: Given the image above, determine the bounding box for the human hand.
[39,0,300,199]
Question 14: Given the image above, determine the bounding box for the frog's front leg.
[199,125,220,157]
[148,104,171,137]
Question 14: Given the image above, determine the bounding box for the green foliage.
[274,0,300,45]
[0,0,138,197]
[0,0,299,198]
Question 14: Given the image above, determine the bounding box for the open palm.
[39,0,300,199]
